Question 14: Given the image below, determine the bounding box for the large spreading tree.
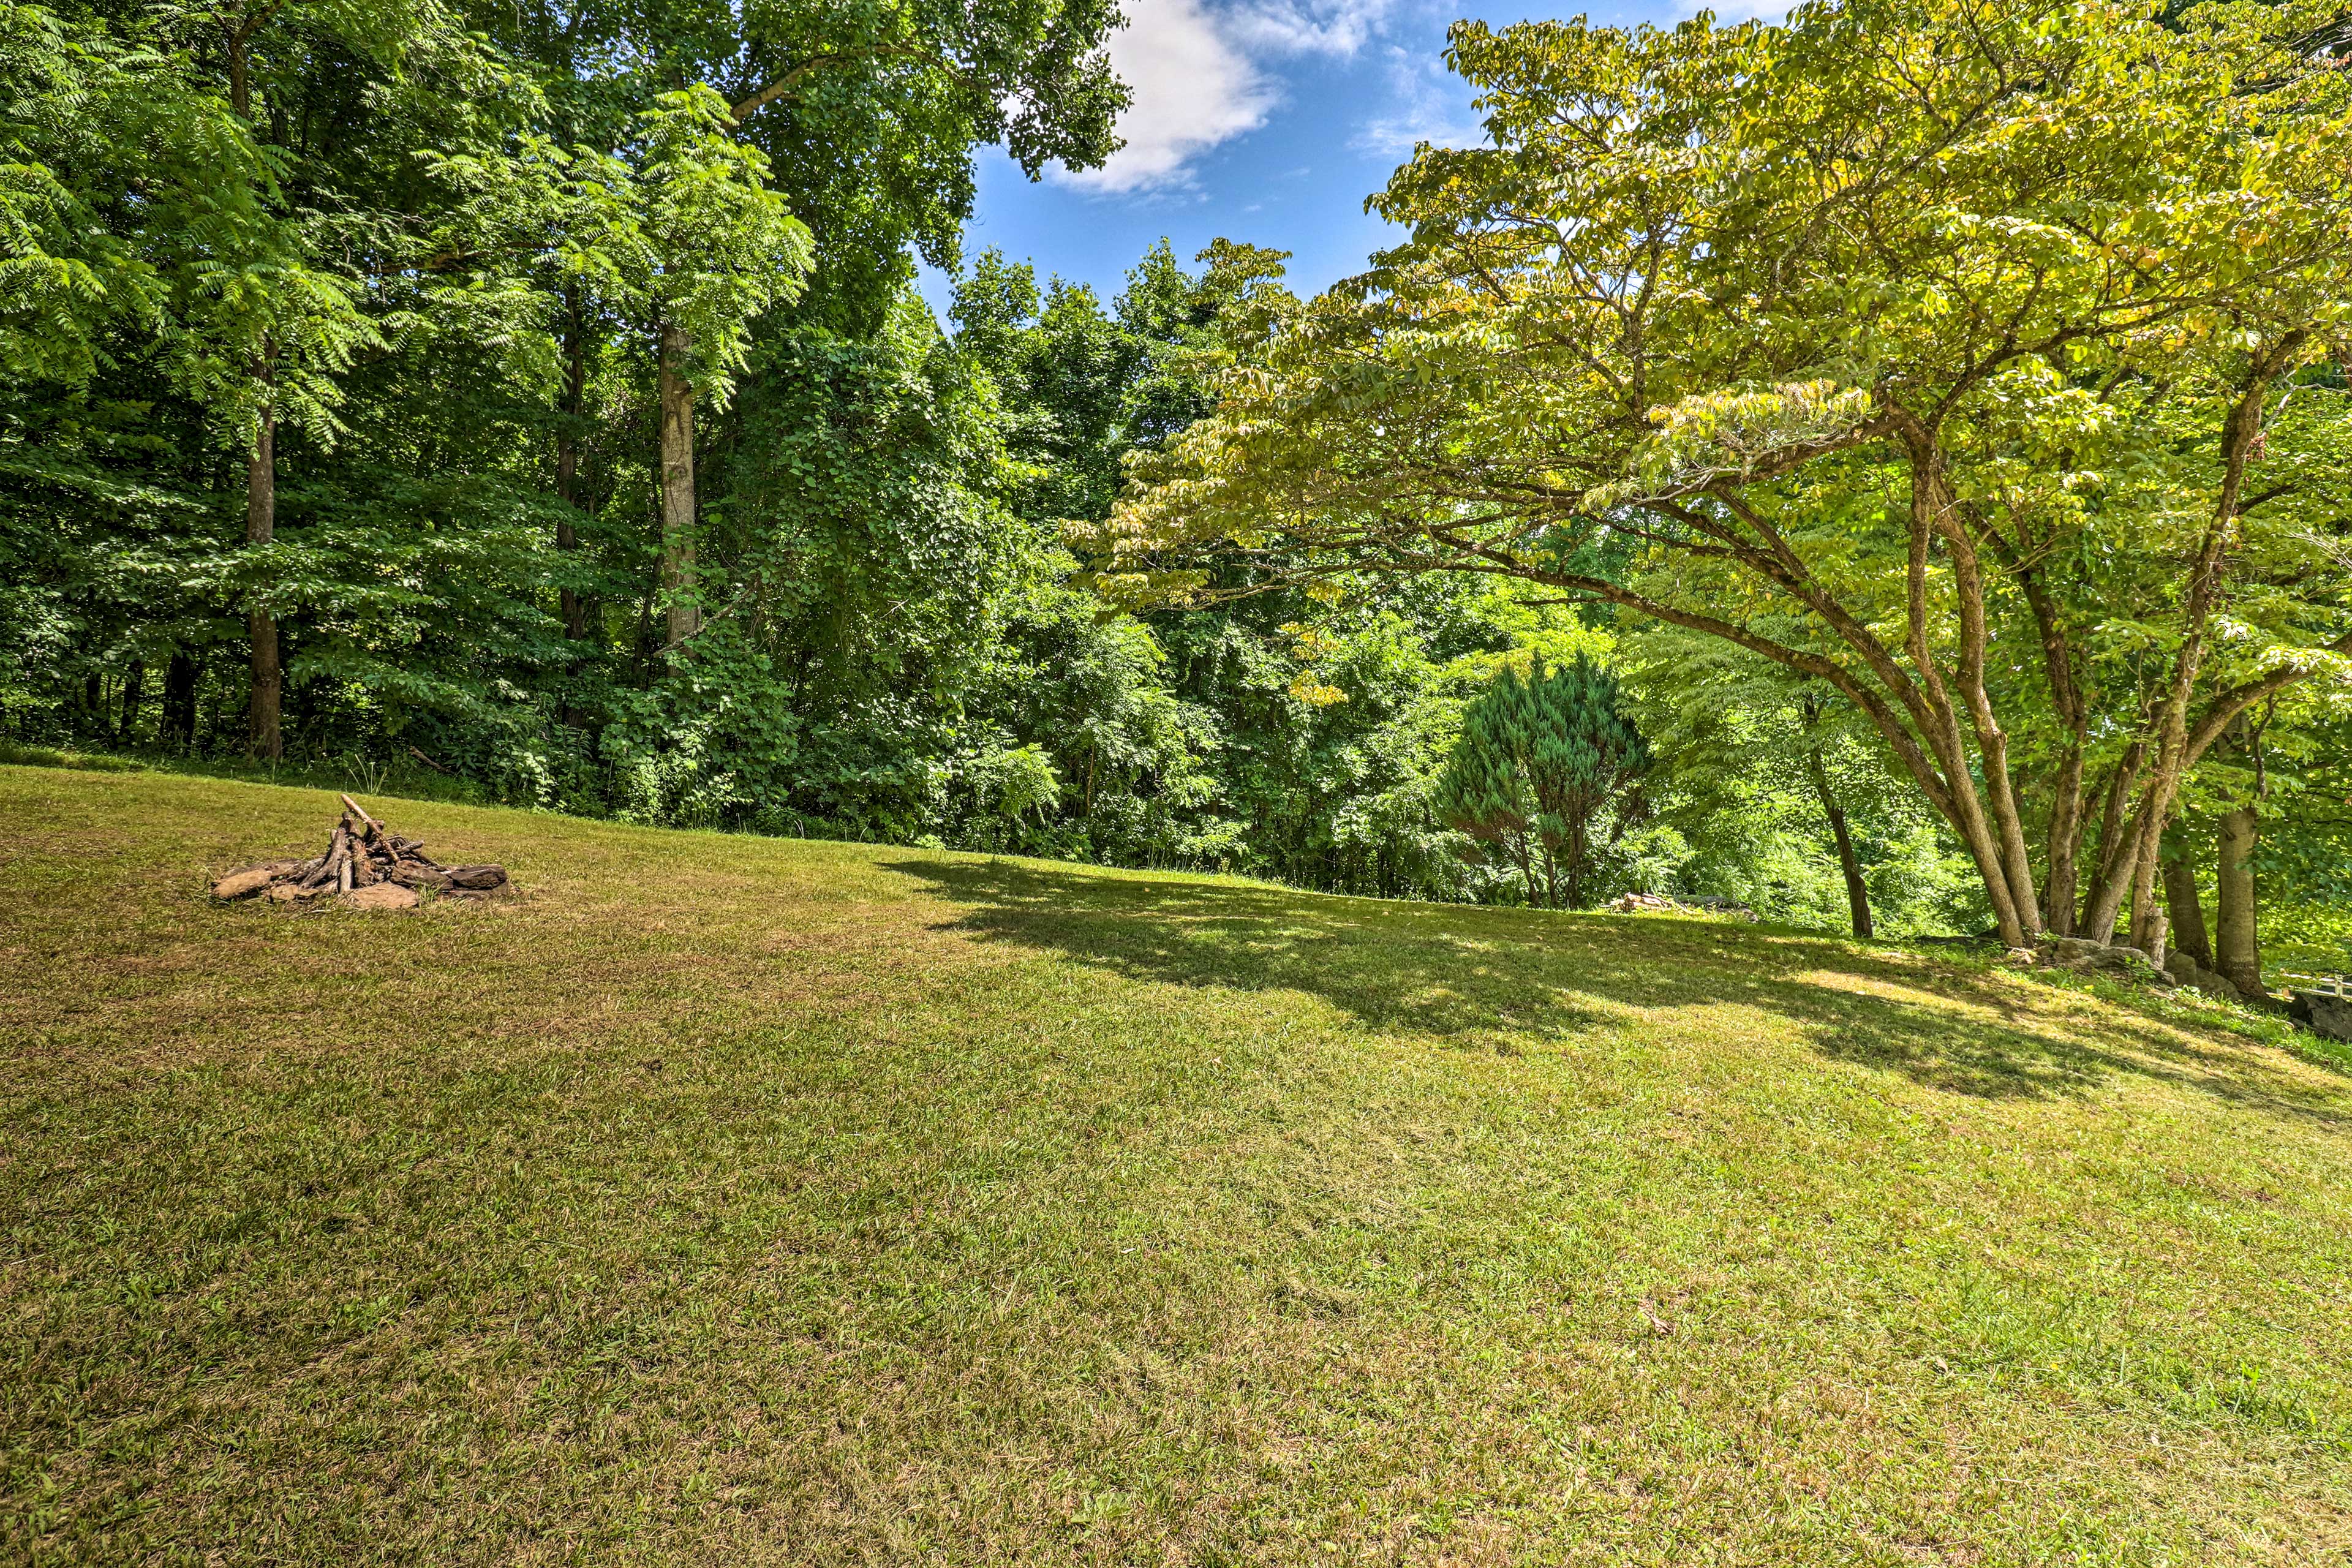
[1097,0,2352,953]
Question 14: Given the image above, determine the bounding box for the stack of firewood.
[210,795,510,909]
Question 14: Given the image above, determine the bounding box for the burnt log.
[212,865,280,900]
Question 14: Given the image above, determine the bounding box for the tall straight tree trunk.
[246,402,281,759]
[657,320,701,652]
[162,652,198,748]
[2160,825,2212,969]
[2087,752,2140,908]
[118,660,144,742]
[2127,837,2167,963]
[2215,805,2262,997]
[2041,747,2085,936]
[1803,744,1873,939]
[556,290,590,643]
[222,24,294,760]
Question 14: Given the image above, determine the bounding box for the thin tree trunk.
[1885,423,2036,946]
[162,652,198,748]
[1562,813,1587,910]
[1561,475,2038,946]
[1803,743,1873,939]
[1942,516,2041,937]
[2042,745,2084,935]
[224,17,252,118]
[2215,805,2261,997]
[1988,527,2089,937]
[2160,825,2211,969]
[2084,335,2301,945]
[246,402,281,760]
[657,319,700,652]
[118,660,144,742]
[224,34,288,760]
[2087,742,2146,908]
[556,289,589,643]
[2131,834,2169,967]
[2128,835,2166,962]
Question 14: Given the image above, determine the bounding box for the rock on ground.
[344,882,421,911]
[2035,934,2168,986]
[2289,990,2352,1042]
[2162,949,2247,1003]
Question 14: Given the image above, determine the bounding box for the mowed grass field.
[3,767,2349,1566]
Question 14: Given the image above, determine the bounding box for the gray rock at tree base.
[2034,934,2169,986]
[2288,990,2352,1042]
[2162,949,2247,1003]
[2025,935,2318,1020]
[1608,892,1756,920]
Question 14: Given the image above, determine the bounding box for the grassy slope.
[2,767,2348,1567]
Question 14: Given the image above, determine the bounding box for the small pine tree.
[1438,655,1651,908]
[1525,655,1651,907]
[1436,674,1542,902]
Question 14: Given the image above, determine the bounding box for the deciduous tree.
[1099,0,2352,952]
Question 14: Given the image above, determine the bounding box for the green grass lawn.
[3,766,2348,1566]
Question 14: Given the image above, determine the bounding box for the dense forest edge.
[4,0,2350,988]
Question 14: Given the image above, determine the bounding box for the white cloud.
[1227,0,1395,56]
[1056,0,1275,194]
[1352,45,1484,157]
[1054,0,1397,196]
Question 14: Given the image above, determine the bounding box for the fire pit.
[211,795,510,909]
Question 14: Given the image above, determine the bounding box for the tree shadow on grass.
[885,858,2349,1127]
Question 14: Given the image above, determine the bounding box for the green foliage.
[630,88,813,400]
[6,0,2348,971]
[1104,0,2352,952]
[684,0,1126,325]
[1435,690,1539,895]
[1438,655,1651,908]
[0,4,154,384]
[1627,629,1992,933]
[419,84,815,403]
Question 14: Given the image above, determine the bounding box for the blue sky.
[918,0,1706,320]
